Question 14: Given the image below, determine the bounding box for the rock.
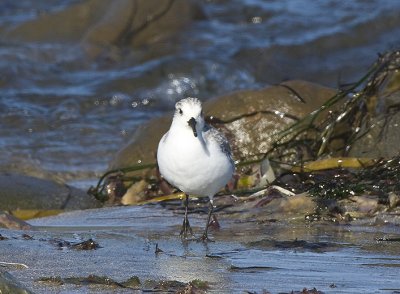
[0,173,101,211]
[204,80,337,159]
[110,80,337,171]
[0,271,33,294]
[110,114,168,170]
[275,193,316,214]
[260,192,316,218]
[389,192,400,209]
[4,0,115,42]
[349,112,400,158]
[0,211,32,230]
[351,196,380,214]
[121,180,148,205]
[222,192,317,222]
[3,0,203,57]
[339,195,382,219]
[349,71,400,158]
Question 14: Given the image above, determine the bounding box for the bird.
[157,97,234,241]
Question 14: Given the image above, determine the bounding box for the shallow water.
[1,1,400,186]
[0,206,399,293]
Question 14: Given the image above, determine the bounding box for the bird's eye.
[178,108,183,115]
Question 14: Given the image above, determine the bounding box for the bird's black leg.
[198,199,215,242]
[180,194,193,239]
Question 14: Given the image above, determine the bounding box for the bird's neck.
[170,122,203,139]
[168,123,209,154]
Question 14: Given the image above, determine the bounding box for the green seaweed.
[189,279,209,290]
[121,276,141,288]
[63,275,124,287]
[36,275,142,289]
[143,279,186,291]
[89,50,400,204]
[36,276,64,285]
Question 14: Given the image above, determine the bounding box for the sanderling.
[157,97,234,241]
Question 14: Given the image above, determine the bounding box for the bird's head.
[173,97,205,137]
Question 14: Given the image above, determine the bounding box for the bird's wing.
[203,124,234,164]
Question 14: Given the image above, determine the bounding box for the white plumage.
[157,97,234,240]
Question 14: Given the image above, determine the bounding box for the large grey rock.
[0,173,101,211]
[110,80,338,170]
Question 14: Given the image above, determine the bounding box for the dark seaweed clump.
[275,155,400,200]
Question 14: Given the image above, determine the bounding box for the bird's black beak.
[187,117,197,137]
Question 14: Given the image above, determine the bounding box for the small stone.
[388,192,400,208]
[0,211,32,230]
[351,195,379,214]
[121,180,148,205]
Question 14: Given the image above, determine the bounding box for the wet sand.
[1,205,399,293]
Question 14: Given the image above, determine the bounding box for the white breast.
[157,127,234,198]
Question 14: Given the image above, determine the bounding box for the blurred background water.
[0,0,399,188]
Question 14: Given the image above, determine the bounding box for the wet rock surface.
[0,173,101,211]
[0,271,33,294]
[0,269,32,294]
[1,205,399,293]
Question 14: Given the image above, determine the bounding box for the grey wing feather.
[203,124,234,165]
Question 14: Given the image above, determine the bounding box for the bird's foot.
[180,217,194,240]
[197,233,215,243]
